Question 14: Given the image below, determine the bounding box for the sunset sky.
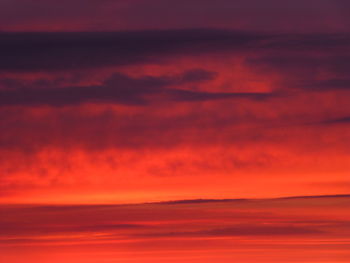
[0,1,349,262]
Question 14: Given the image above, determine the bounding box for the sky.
[0,0,349,262]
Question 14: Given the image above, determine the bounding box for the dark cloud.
[319,116,350,125]
[278,194,350,200]
[0,30,349,72]
[247,55,350,77]
[158,198,246,205]
[247,52,350,94]
[295,79,350,91]
[158,194,350,205]
[0,70,273,107]
[303,116,350,127]
[0,30,268,72]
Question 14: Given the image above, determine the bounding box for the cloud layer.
[0,29,349,204]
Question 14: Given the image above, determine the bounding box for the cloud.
[319,116,350,125]
[246,51,350,94]
[0,30,349,207]
[0,222,143,237]
[139,225,323,238]
[158,198,246,205]
[199,224,323,236]
[0,30,267,72]
[294,79,350,91]
[303,116,350,126]
[278,194,350,200]
[158,194,350,205]
[0,70,274,107]
[1,195,349,245]
[0,30,349,72]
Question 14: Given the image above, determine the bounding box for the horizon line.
[1,193,350,207]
